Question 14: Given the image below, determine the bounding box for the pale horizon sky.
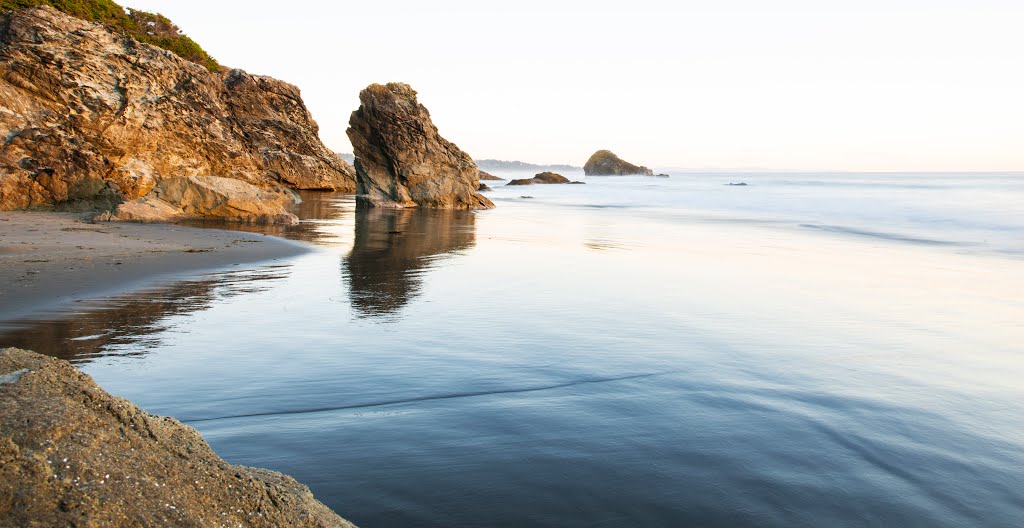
[125,0,1023,171]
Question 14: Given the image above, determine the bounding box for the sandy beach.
[0,211,310,324]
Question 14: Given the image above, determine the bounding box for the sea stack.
[583,150,654,176]
[0,6,355,217]
[347,83,494,209]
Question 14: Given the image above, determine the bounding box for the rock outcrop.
[583,150,654,176]
[346,83,493,209]
[506,172,576,186]
[532,172,571,184]
[478,170,504,181]
[0,348,356,527]
[96,176,300,225]
[0,6,355,216]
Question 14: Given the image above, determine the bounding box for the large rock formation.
[583,150,654,176]
[0,6,355,216]
[346,83,494,209]
[0,348,356,527]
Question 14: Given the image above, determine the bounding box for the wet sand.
[0,211,310,323]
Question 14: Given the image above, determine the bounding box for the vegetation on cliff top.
[0,0,220,71]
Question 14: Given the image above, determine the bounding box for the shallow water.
[3,172,1024,527]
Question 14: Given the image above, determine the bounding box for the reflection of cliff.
[0,266,290,364]
[180,191,356,245]
[345,208,476,317]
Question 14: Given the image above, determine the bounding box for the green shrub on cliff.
[0,0,220,71]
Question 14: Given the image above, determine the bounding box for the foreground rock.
[0,6,355,215]
[0,348,355,527]
[583,150,654,176]
[506,172,577,186]
[347,83,493,209]
[97,176,299,225]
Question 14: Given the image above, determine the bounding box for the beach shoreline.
[0,211,312,325]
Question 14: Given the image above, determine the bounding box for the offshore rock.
[0,348,356,527]
[583,150,654,176]
[506,172,572,186]
[532,172,571,184]
[346,83,493,209]
[0,6,355,214]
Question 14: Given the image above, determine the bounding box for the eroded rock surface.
[97,176,300,225]
[583,150,654,176]
[346,83,493,209]
[0,6,355,214]
[0,348,356,527]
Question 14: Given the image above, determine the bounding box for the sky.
[124,0,1023,171]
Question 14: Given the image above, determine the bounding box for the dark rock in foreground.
[347,83,493,209]
[0,7,355,215]
[0,348,356,527]
[583,150,654,176]
[506,172,573,186]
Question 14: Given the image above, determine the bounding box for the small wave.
[800,224,965,246]
[181,371,676,424]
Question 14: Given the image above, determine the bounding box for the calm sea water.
[4,172,1024,527]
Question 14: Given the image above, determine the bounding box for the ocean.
[4,171,1023,526]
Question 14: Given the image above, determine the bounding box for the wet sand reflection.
[0,266,291,364]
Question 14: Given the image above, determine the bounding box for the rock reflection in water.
[180,191,357,246]
[0,266,291,364]
[344,208,476,318]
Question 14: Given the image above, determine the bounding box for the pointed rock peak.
[346,83,494,210]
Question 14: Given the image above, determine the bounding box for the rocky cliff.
[346,83,493,209]
[0,347,356,527]
[583,150,654,176]
[0,6,355,216]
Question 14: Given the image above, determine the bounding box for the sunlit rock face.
[346,83,494,209]
[0,6,355,214]
[98,176,300,225]
[583,150,654,176]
